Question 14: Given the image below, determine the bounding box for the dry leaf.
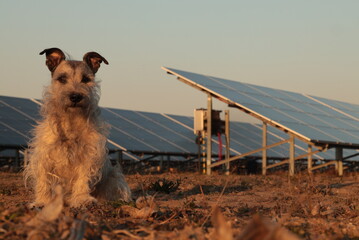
[120,196,158,219]
[27,185,64,227]
[211,206,233,240]
[236,215,301,240]
[136,195,157,209]
[311,204,320,216]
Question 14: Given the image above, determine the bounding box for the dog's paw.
[28,202,44,209]
[28,199,52,209]
[69,195,97,208]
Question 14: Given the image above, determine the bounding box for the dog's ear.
[39,48,66,72]
[83,52,109,74]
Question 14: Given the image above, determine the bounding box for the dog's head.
[40,48,108,112]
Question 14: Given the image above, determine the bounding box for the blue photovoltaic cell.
[163,67,359,147]
[309,96,359,120]
[103,108,198,154]
[0,96,41,120]
[165,115,193,128]
[0,127,27,146]
[0,99,35,146]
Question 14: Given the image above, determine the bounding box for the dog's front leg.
[69,166,97,207]
[33,173,53,207]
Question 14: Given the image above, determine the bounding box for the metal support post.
[23,149,29,167]
[336,147,343,176]
[311,161,336,171]
[224,110,230,175]
[167,155,171,171]
[308,145,312,174]
[160,155,164,171]
[15,149,20,168]
[117,150,123,165]
[202,136,206,174]
[262,123,267,175]
[289,135,295,176]
[206,95,212,175]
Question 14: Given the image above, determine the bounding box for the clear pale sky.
[1,1,358,122]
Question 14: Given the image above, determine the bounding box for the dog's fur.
[24,48,131,207]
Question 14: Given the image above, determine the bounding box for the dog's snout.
[69,93,83,103]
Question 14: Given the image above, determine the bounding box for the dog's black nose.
[69,93,83,103]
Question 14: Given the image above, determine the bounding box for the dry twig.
[201,179,229,228]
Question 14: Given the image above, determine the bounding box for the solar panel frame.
[162,67,359,149]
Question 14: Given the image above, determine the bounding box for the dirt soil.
[0,170,359,240]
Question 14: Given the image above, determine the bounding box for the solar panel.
[103,108,197,154]
[0,98,36,146]
[307,95,359,121]
[162,67,359,149]
[1,95,358,163]
[0,96,40,120]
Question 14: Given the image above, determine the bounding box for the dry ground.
[0,170,359,239]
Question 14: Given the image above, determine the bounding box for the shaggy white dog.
[25,48,131,207]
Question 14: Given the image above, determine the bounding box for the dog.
[24,48,131,207]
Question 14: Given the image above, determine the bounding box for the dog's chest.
[41,120,103,161]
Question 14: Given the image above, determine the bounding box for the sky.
[1,0,358,123]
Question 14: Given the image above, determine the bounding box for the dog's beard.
[67,102,87,109]
[65,104,90,116]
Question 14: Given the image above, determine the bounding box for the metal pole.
[15,149,20,168]
[202,135,206,174]
[206,95,212,175]
[262,123,267,175]
[23,149,28,167]
[167,155,171,171]
[336,147,343,176]
[160,155,164,172]
[289,135,295,176]
[225,110,230,175]
[117,150,123,165]
[197,135,201,172]
[308,145,312,174]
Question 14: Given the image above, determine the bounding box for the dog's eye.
[57,76,67,84]
[81,76,91,83]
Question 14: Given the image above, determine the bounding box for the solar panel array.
[162,67,359,149]
[1,95,357,162]
[102,108,198,156]
[0,96,39,146]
